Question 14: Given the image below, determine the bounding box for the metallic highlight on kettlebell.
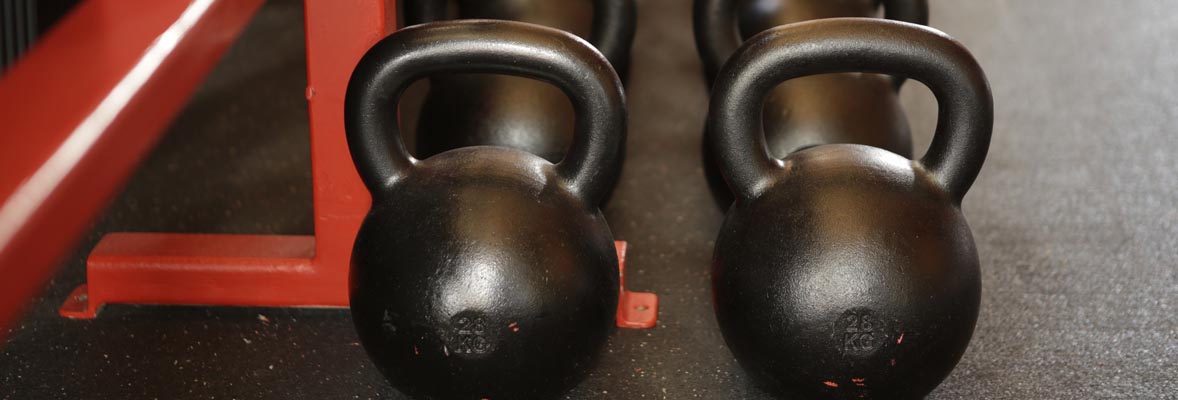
[694,0,928,206]
[344,20,626,399]
[708,18,992,399]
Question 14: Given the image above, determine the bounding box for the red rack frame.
[0,0,655,331]
[53,0,397,320]
[0,0,264,334]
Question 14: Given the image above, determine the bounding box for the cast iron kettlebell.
[403,0,636,163]
[695,0,927,81]
[345,20,625,399]
[695,0,928,206]
[709,19,992,399]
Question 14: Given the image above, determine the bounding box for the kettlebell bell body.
[709,19,992,399]
[405,0,636,163]
[345,21,626,399]
[694,0,928,206]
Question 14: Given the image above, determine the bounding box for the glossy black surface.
[694,0,927,206]
[709,19,992,399]
[404,0,636,165]
[345,21,626,399]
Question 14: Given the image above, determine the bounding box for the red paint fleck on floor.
[852,378,866,386]
[414,346,419,356]
[824,381,839,388]
[897,332,905,345]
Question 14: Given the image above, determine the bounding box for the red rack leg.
[61,235,659,331]
[59,233,318,318]
[615,242,659,328]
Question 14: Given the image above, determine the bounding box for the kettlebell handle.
[693,0,928,86]
[709,18,992,203]
[400,0,637,72]
[344,20,626,204]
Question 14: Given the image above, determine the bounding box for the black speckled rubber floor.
[2,1,1175,399]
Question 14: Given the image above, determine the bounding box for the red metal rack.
[54,0,395,320]
[0,0,655,333]
[0,0,264,334]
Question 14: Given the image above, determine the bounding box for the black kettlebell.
[694,0,927,206]
[345,20,625,399]
[695,0,927,81]
[709,19,991,399]
[403,0,636,163]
